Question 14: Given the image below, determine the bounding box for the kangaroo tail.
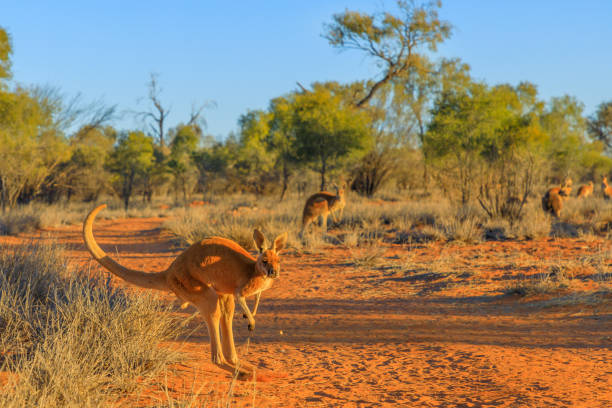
[83,204,168,291]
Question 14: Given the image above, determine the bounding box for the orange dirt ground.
[2,217,611,407]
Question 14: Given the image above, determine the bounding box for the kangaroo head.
[253,229,288,279]
[335,187,346,205]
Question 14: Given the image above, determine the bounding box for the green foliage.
[0,26,12,83]
[425,80,545,217]
[167,123,200,203]
[268,96,300,199]
[424,77,611,220]
[324,0,451,107]
[540,95,588,176]
[0,87,69,211]
[292,83,373,190]
[192,140,231,194]
[577,141,612,177]
[233,110,276,194]
[58,125,116,201]
[105,131,154,210]
[588,100,612,155]
[426,81,542,164]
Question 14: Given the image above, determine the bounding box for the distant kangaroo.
[83,204,287,375]
[576,181,594,198]
[301,186,345,234]
[542,178,572,217]
[603,176,612,200]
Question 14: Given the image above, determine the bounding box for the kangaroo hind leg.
[194,287,227,366]
[218,294,238,366]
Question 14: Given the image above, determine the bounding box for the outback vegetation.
[1,1,611,407]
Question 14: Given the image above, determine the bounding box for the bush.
[163,194,302,251]
[0,242,186,406]
[0,210,40,235]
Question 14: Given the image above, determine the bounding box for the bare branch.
[296,82,310,93]
[133,73,171,148]
[188,100,216,128]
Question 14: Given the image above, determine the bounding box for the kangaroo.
[83,204,287,374]
[542,178,572,217]
[576,181,594,198]
[542,190,565,217]
[603,176,612,200]
[301,186,345,234]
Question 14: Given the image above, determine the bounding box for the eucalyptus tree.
[0,26,12,84]
[424,81,545,216]
[105,131,154,210]
[0,87,70,211]
[268,96,300,200]
[168,124,201,204]
[324,0,451,108]
[588,101,612,155]
[291,83,372,190]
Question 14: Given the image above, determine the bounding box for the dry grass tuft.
[0,210,41,235]
[0,242,187,407]
[349,245,387,269]
[504,261,576,297]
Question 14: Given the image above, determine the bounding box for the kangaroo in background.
[83,204,287,375]
[301,186,346,234]
[576,181,594,198]
[542,178,572,217]
[603,176,612,200]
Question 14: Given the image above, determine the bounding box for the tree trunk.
[356,71,393,108]
[0,176,6,213]
[279,160,289,201]
[123,170,134,211]
[159,120,165,150]
[320,156,327,191]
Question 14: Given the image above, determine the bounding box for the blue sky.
[2,1,611,139]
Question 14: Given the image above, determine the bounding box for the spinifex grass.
[0,241,187,407]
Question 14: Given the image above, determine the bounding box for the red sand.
[2,217,611,407]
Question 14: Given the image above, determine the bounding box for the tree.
[0,87,70,211]
[106,131,154,210]
[168,124,200,204]
[192,140,231,197]
[539,95,589,181]
[137,73,171,149]
[424,81,545,217]
[268,96,299,200]
[324,0,451,108]
[55,125,116,202]
[347,80,404,197]
[292,84,372,190]
[38,88,117,203]
[233,110,276,194]
[588,101,612,155]
[0,26,12,84]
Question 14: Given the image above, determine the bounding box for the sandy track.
[6,217,611,407]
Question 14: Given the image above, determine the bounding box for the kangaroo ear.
[273,232,288,253]
[253,229,266,253]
